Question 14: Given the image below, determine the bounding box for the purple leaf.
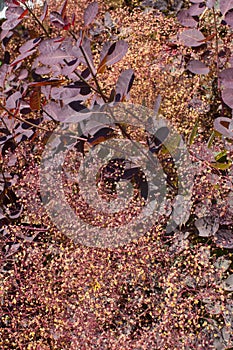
[225,10,233,27]
[214,229,233,249]
[222,274,233,291]
[38,38,61,54]
[38,48,73,65]
[222,88,233,108]
[177,9,198,27]
[84,2,99,27]
[190,0,203,3]
[206,0,215,7]
[10,49,37,67]
[219,68,233,88]
[50,11,66,28]
[5,91,22,109]
[61,58,80,76]
[195,216,219,237]
[187,60,209,74]
[18,69,28,80]
[98,40,128,72]
[179,29,205,47]
[59,0,68,17]
[115,69,135,102]
[214,117,233,138]
[188,3,206,16]
[19,37,41,54]
[68,100,87,112]
[40,1,48,22]
[220,0,233,16]
[1,17,22,31]
[5,4,24,18]
[43,101,91,122]
[99,41,112,62]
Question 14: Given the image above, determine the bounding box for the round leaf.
[187,60,209,74]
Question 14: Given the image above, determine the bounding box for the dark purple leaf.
[222,88,233,108]
[177,9,198,27]
[65,81,91,96]
[69,100,87,112]
[21,118,42,130]
[4,51,10,64]
[2,139,17,157]
[187,60,209,74]
[84,1,98,27]
[43,101,91,122]
[62,59,80,76]
[81,67,91,80]
[179,29,205,47]
[20,107,31,115]
[220,0,233,16]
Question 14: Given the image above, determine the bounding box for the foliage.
[0,0,233,349]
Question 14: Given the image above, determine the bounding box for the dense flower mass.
[0,0,233,349]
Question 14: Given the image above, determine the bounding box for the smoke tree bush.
[0,0,233,349]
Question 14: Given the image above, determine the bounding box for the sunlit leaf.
[179,29,205,47]
[219,68,233,88]
[188,3,206,16]
[40,1,48,22]
[187,60,209,74]
[84,1,98,27]
[10,49,37,67]
[225,10,233,27]
[222,88,233,108]
[98,40,128,73]
[19,37,41,54]
[220,0,233,16]
[177,9,198,27]
[210,161,232,170]
[115,68,135,102]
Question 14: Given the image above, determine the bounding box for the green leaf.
[214,150,227,162]
[188,119,199,145]
[210,161,232,170]
[207,131,216,148]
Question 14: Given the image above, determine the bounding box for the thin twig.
[21,1,50,37]
[0,103,51,132]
